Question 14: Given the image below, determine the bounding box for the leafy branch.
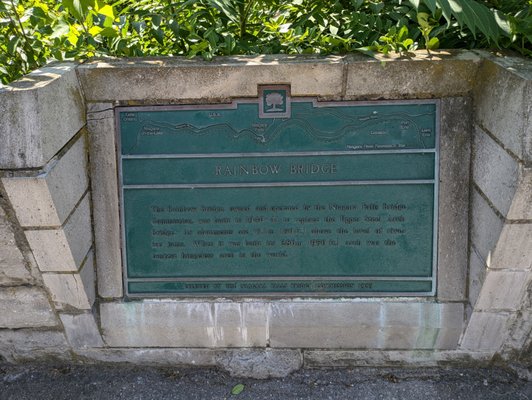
[0,0,530,84]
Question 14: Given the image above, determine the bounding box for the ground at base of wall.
[0,365,530,400]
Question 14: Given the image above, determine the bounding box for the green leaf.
[98,5,114,19]
[189,40,209,56]
[50,19,70,39]
[7,36,21,55]
[417,12,431,30]
[152,28,164,44]
[152,14,162,27]
[63,0,84,20]
[99,27,118,38]
[168,20,180,36]
[435,0,454,27]
[397,25,409,41]
[461,0,499,42]
[207,0,240,24]
[231,383,245,395]
[132,21,146,34]
[88,25,103,35]
[427,36,439,49]
[493,10,511,37]
[422,0,437,13]
[403,38,414,47]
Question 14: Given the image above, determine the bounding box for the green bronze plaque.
[118,95,438,296]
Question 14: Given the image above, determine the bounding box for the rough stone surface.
[101,301,269,348]
[474,58,529,161]
[217,349,302,379]
[79,250,96,307]
[461,312,511,352]
[502,281,532,360]
[507,168,532,221]
[345,51,480,99]
[0,53,530,366]
[475,270,530,312]
[0,203,32,286]
[0,329,70,362]
[78,55,345,102]
[470,189,504,266]
[0,62,85,169]
[525,81,532,163]
[2,133,89,227]
[87,105,123,299]
[42,252,95,310]
[491,224,532,270]
[100,301,463,350]
[75,348,218,366]
[268,301,463,350]
[303,350,494,368]
[60,313,104,348]
[468,250,487,309]
[25,193,92,272]
[0,287,57,328]
[437,97,471,301]
[472,126,520,216]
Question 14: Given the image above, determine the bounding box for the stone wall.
[0,51,530,375]
[462,53,532,364]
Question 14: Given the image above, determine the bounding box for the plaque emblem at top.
[258,84,291,119]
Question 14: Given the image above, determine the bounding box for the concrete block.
[474,59,528,161]
[470,189,504,265]
[2,133,89,227]
[60,313,104,348]
[437,97,471,301]
[217,349,302,378]
[268,301,463,350]
[0,62,85,169]
[42,252,95,310]
[303,350,493,368]
[78,55,345,102]
[472,126,519,216]
[501,287,532,356]
[475,270,530,311]
[80,250,96,307]
[100,301,268,347]
[345,51,479,99]
[507,168,532,221]
[0,329,70,362]
[74,348,218,366]
[525,82,532,163]
[0,204,32,286]
[461,311,511,352]
[0,287,57,328]
[25,193,92,272]
[210,302,269,347]
[491,224,532,270]
[87,105,123,298]
[469,249,487,309]
[269,301,381,348]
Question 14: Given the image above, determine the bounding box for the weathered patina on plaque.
[118,89,438,296]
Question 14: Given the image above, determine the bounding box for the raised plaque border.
[116,98,440,298]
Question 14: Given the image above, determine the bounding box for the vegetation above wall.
[0,0,530,84]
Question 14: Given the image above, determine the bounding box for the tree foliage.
[1,0,530,84]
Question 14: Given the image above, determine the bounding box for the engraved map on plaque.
[118,93,438,296]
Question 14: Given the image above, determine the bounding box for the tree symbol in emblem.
[265,92,284,112]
